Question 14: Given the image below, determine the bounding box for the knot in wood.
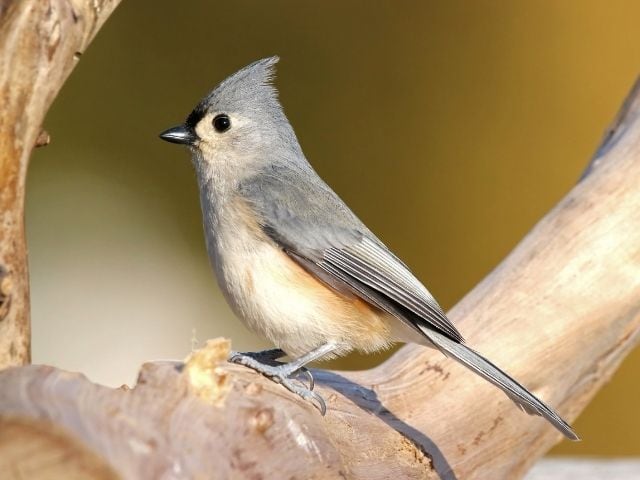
[250,408,274,434]
[0,265,13,322]
[0,265,11,321]
[35,129,50,147]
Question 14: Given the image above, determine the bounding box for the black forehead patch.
[185,103,207,130]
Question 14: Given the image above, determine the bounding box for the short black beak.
[159,125,197,145]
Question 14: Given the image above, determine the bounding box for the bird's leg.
[228,342,338,415]
[228,348,315,389]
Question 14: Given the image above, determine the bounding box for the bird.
[159,56,578,440]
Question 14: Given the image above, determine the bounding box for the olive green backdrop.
[27,0,640,456]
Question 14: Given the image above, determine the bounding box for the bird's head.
[160,56,302,178]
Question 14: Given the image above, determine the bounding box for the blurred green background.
[27,0,639,456]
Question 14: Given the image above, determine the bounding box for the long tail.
[420,327,579,440]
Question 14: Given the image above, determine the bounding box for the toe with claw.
[228,351,325,414]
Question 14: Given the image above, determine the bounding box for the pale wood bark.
[0,0,122,369]
[1,1,640,478]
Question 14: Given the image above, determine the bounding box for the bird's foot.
[228,351,324,414]
[229,349,315,390]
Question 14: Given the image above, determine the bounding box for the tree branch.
[0,0,121,369]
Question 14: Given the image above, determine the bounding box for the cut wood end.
[0,416,120,480]
[183,337,232,406]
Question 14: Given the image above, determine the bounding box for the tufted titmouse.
[159,57,577,440]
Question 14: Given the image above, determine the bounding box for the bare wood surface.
[0,0,122,369]
[0,340,420,479]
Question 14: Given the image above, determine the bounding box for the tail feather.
[420,327,579,441]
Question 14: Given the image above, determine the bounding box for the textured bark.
[1,1,639,478]
[0,0,122,369]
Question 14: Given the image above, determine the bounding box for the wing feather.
[323,241,463,341]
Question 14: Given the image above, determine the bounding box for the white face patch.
[193,112,258,173]
[195,113,246,147]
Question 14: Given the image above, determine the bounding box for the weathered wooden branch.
[1,1,639,479]
[0,0,122,369]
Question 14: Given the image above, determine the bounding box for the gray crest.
[187,56,283,129]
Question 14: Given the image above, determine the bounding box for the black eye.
[212,114,231,133]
